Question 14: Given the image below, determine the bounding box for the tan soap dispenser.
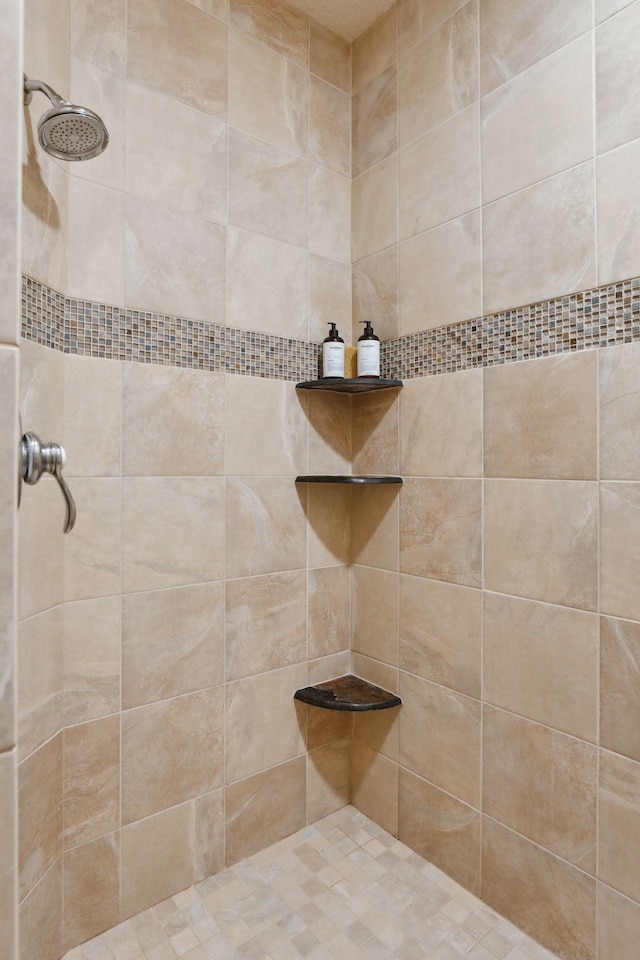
[357,320,380,379]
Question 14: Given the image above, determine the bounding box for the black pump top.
[358,320,379,340]
[325,322,343,342]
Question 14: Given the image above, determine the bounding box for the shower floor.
[63,806,558,960]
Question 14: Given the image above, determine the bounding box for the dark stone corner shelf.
[296,378,403,394]
[294,674,402,712]
[295,475,403,484]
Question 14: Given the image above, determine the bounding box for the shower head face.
[37,103,109,161]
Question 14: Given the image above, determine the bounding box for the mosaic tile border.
[22,274,640,381]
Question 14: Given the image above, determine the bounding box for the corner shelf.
[294,675,402,712]
[296,378,403,394]
[296,475,403,485]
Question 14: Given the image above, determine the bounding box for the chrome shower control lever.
[20,431,77,533]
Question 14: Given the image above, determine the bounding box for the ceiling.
[288,0,397,42]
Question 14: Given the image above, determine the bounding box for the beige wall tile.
[483,707,597,872]
[229,0,309,65]
[352,247,399,343]
[599,750,640,903]
[122,582,224,709]
[126,83,227,224]
[601,482,640,621]
[482,34,593,204]
[352,64,397,177]
[66,179,124,305]
[400,575,482,699]
[399,671,481,806]
[69,58,126,192]
[121,790,224,917]
[19,858,62,960]
[64,597,120,726]
[64,355,122,478]
[70,0,126,74]
[225,571,306,680]
[479,0,592,95]
[598,882,640,960]
[227,227,308,339]
[19,481,64,619]
[399,0,479,146]
[400,370,483,478]
[399,105,481,241]
[399,211,482,334]
[350,738,398,835]
[226,477,306,577]
[601,616,640,763]
[121,687,224,824]
[306,390,351,474]
[63,716,119,850]
[63,834,119,951]
[21,151,68,294]
[308,565,351,660]
[598,140,640,287]
[484,351,598,480]
[19,339,63,442]
[310,23,351,93]
[352,6,396,96]
[400,478,482,587]
[353,705,398,761]
[228,128,307,247]
[309,256,352,347]
[485,593,598,742]
[64,478,121,602]
[482,163,596,315]
[352,155,398,262]
[306,700,351,751]
[309,166,351,263]
[122,477,224,592]
[128,0,228,117]
[123,364,224,477]
[350,485,400,571]
[225,664,306,782]
[0,349,15,751]
[229,29,308,156]
[597,1,640,153]
[602,343,640,489]
[352,566,399,666]
[225,757,306,865]
[351,390,399,476]
[125,196,226,322]
[19,733,62,899]
[307,484,351,567]
[596,0,635,21]
[18,606,63,760]
[308,650,351,684]
[484,479,598,610]
[307,740,350,822]
[482,817,596,960]
[226,377,306,477]
[0,751,16,960]
[398,767,480,895]
[310,77,350,178]
[352,652,399,694]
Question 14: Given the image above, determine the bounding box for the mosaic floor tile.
[63,806,560,960]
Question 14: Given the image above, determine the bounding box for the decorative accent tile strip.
[21,275,318,381]
[381,276,640,379]
[22,273,640,381]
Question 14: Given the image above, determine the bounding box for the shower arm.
[23,75,65,108]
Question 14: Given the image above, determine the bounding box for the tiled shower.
[2,0,640,959]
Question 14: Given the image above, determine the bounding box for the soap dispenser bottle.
[357,320,380,379]
[322,323,345,378]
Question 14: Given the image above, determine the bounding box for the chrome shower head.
[24,75,109,162]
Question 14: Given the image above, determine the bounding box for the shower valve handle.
[20,431,77,534]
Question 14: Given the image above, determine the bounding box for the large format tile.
[601,482,640,621]
[64,355,122,478]
[229,0,308,65]
[400,478,483,587]
[64,597,120,726]
[484,479,598,610]
[309,256,352,345]
[598,139,640,286]
[64,478,121,602]
[350,739,398,836]
[19,858,62,960]
[484,351,598,480]
[352,566,399,666]
[350,485,400,572]
[0,752,16,959]
[310,22,350,93]
[122,478,224,592]
[600,342,640,480]
[352,5,396,95]
[226,477,306,578]
[601,616,640,763]
[399,671,481,807]
[351,390,399,476]
[400,575,482,699]
[69,57,126,192]
[0,346,15,752]
[399,0,479,146]
[310,76,350,178]
[307,740,350,823]
[308,565,350,660]
[19,733,62,899]
[306,484,351,568]
[484,593,598,741]
[352,155,398,262]
[225,376,306,477]
[482,817,596,960]
[122,582,224,709]
[596,1,640,153]
[66,180,124,305]
[599,750,640,903]
[63,716,120,850]
[352,63,397,177]
[598,882,640,960]
[18,606,63,760]
[70,0,126,74]
[63,834,119,950]
[121,687,224,825]
[352,247,399,343]
[483,707,597,872]
[309,166,350,263]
